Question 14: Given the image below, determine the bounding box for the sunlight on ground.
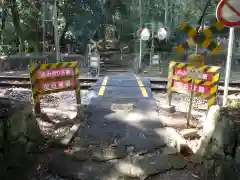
[105,111,150,130]
[42,107,77,119]
[81,90,97,105]
[116,160,144,177]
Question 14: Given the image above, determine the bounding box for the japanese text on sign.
[40,79,75,91]
[173,81,211,94]
[37,68,74,79]
[174,68,211,81]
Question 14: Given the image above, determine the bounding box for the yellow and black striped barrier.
[29,61,81,114]
[176,21,225,55]
[167,61,220,109]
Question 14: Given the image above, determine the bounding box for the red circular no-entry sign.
[216,0,240,27]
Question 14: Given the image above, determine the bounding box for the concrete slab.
[47,74,190,179]
[48,149,186,180]
[81,97,163,153]
[88,97,158,111]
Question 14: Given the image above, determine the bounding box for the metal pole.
[150,20,155,72]
[138,0,142,71]
[187,77,195,126]
[53,0,60,61]
[223,27,235,106]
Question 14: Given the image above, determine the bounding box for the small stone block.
[61,124,81,145]
[160,104,176,113]
[180,128,199,139]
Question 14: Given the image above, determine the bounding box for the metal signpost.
[222,28,235,106]
[152,54,159,72]
[186,69,203,125]
[139,27,150,72]
[216,0,240,106]
[152,55,159,65]
[139,0,142,71]
[150,21,155,72]
[89,54,100,77]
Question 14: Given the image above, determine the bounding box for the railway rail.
[0,76,240,94]
[1,75,240,85]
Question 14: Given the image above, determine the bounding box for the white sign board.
[90,55,100,68]
[152,55,159,65]
[187,69,204,80]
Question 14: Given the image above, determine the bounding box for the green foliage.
[0,0,225,55]
[228,99,240,108]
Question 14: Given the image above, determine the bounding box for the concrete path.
[47,73,188,179]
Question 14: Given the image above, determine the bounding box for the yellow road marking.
[98,76,108,96]
[135,75,148,97]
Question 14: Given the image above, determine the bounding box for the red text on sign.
[172,80,211,94]
[37,68,74,79]
[174,68,213,81]
[39,79,75,91]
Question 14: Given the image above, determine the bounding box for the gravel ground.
[0,87,205,180]
[1,88,205,179]
[153,92,208,111]
[0,87,90,139]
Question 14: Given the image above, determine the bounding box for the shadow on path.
[47,97,190,179]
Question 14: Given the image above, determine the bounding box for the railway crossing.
[1,1,240,178]
[0,57,240,179]
[1,62,240,179]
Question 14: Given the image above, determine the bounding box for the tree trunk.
[10,0,24,55]
[164,0,169,26]
[164,0,169,42]
[60,21,69,50]
[0,3,8,43]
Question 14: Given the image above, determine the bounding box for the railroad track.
[0,76,240,94]
[0,76,97,90]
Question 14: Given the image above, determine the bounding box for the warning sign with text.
[30,61,81,113]
[167,61,221,108]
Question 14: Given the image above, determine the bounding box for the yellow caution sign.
[167,61,221,109]
[29,61,81,114]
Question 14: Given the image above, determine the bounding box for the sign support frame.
[186,69,203,126]
[187,76,195,126]
[216,0,240,106]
